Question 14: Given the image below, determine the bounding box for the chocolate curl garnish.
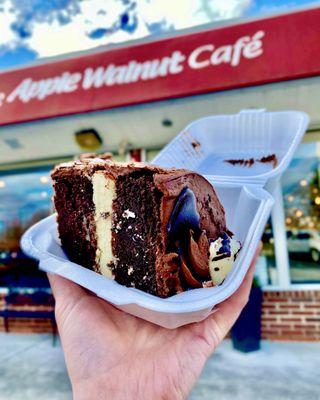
[163,253,184,294]
[180,255,202,288]
[163,253,181,276]
[188,230,210,279]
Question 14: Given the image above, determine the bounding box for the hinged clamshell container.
[153,109,309,189]
[21,110,309,329]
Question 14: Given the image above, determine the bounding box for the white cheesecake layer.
[209,235,241,285]
[92,171,116,278]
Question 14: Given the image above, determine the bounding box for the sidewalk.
[190,340,320,400]
[0,334,319,400]
[0,334,70,400]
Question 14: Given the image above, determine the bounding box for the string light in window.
[287,195,294,202]
[300,179,308,187]
[40,176,49,184]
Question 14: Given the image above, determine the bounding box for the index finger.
[47,273,86,302]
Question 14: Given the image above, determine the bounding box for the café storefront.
[0,7,319,340]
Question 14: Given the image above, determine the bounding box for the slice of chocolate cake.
[51,154,240,298]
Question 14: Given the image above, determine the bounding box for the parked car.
[286,230,320,263]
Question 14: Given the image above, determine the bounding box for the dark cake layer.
[111,171,160,295]
[53,168,97,270]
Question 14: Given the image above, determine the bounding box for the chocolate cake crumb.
[100,211,110,219]
[259,154,278,168]
[122,209,135,219]
[225,153,278,168]
[226,158,255,167]
[191,140,201,150]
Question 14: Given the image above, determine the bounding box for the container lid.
[152,109,309,187]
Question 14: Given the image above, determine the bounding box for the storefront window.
[261,219,277,286]
[262,141,320,286]
[283,142,320,283]
[0,168,53,289]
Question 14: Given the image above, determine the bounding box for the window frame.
[264,130,320,291]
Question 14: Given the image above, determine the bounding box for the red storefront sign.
[0,8,319,126]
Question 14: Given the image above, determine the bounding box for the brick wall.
[262,290,320,341]
[1,290,320,340]
[0,292,55,334]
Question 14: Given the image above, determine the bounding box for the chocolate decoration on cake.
[167,187,201,241]
[187,231,210,279]
[180,255,202,288]
[211,232,232,260]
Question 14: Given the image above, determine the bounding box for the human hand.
[48,244,261,400]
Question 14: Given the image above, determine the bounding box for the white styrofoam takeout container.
[21,109,309,329]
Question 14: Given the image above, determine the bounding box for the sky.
[0,0,319,70]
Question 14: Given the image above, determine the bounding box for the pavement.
[190,340,320,400]
[0,334,319,400]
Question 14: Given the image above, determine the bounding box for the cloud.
[0,0,253,60]
[138,0,252,30]
[0,0,19,48]
[22,0,151,58]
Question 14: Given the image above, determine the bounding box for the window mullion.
[271,180,291,287]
